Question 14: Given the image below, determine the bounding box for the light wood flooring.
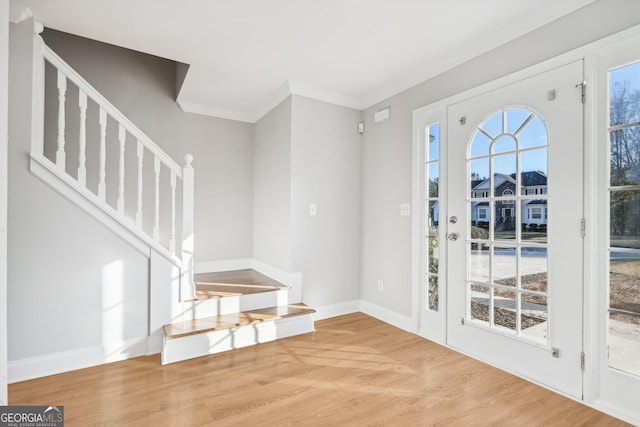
[9,313,629,426]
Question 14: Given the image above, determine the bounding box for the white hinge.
[576,81,586,104]
[581,218,586,238]
[581,352,585,372]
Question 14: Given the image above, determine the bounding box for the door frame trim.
[411,23,640,426]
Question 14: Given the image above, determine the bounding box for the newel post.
[181,154,195,301]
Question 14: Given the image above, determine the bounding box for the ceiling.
[12,0,596,123]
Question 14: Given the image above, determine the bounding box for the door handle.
[447,232,459,241]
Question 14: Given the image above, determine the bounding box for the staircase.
[162,269,315,364]
[27,23,315,368]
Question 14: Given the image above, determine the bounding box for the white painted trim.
[0,0,8,406]
[8,337,151,384]
[177,99,254,124]
[195,258,253,274]
[252,81,293,123]
[312,300,360,321]
[360,300,413,333]
[251,259,291,286]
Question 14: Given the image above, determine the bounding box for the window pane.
[610,62,640,127]
[482,111,502,137]
[427,163,440,198]
[610,127,640,186]
[494,200,517,241]
[470,158,490,187]
[470,283,490,325]
[493,135,517,154]
[506,109,532,134]
[470,131,491,158]
[522,294,547,341]
[518,115,547,149]
[494,289,516,331]
[470,245,490,283]
[427,200,438,227]
[610,190,640,249]
[493,154,516,186]
[493,246,516,286]
[427,124,440,161]
[520,247,548,292]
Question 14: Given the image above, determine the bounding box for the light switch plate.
[400,203,411,216]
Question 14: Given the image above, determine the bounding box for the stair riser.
[185,289,288,319]
[161,314,315,364]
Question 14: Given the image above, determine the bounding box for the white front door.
[446,60,585,398]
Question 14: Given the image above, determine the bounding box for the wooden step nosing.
[163,306,316,340]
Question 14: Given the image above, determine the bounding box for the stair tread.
[191,269,288,301]
[164,304,315,339]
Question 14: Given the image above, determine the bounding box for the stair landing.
[193,269,287,300]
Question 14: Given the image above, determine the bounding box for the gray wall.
[290,95,362,307]
[0,0,9,405]
[253,97,292,271]
[42,29,255,262]
[359,0,640,317]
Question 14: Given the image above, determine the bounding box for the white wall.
[0,0,9,406]
[359,0,640,317]
[253,97,292,272]
[290,95,362,307]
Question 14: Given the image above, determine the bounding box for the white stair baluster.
[98,108,107,201]
[55,70,67,169]
[78,89,87,187]
[169,171,176,255]
[117,124,126,214]
[153,156,160,241]
[136,141,144,228]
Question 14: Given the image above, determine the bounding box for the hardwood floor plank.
[9,313,630,426]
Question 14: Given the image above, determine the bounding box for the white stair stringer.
[161,313,315,364]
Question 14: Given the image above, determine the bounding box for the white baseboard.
[195,258,253,273]
[593,399,640,426]
[312,300,361,321]
[8,336,151,383]
[359,300,413,332]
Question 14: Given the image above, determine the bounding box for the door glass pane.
[466,108,549,344]
[425,123,440,312]
[520,247,548,292]
[470,244,490,283]
[608,62,640,378]
[521,293,548,342]
[470,283,490,325]
[494,289,517,332]
[518,115,548,149]
[493,245,517,286]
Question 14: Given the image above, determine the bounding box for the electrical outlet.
[400,203,411,216]
[377,279,384,291]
